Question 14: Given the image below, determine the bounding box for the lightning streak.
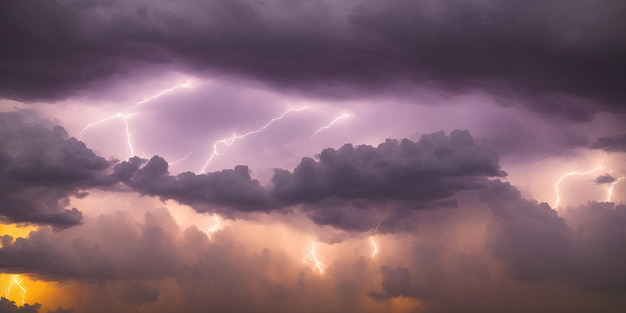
[6,275,26,305]
[553,166,603,209]
[130,80,191,109]
[310,113,352,138]
[199,107,308,173]
[369,236,378,258]
[606,177,625,202]
[207,215,221,235]
[169,152,193,167]
[79,80,192,158]
[302,240,327,274]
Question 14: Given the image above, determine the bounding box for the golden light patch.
[0,223,37,246]
[390,296,425,313]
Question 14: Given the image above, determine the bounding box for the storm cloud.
[0,111,116,227]
[2,0,626,121]
[112,130,507,231]
[2,1,626,312]
[591,131,626,153]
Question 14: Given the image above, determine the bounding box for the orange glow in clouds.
[5,275,26,305]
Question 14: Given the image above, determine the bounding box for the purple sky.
[1,1,626,312]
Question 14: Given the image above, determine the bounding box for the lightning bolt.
[302,240,327,274]
[310,113,352,138]
[369,236,378,258]
[129,80,191,109]
[365,219,384,258]
[168,152,193,167]
[79,80,192,158]
[199,107,308,173]
[553,166,604,209]
[6,275,26,305]
[606,176,625,202]
[207,215,221,236]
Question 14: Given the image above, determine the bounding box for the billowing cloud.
[1,1,626,311]
[484,180,626,292]
[0,111,116,227]
[114,156,273,213]
[272,130,506,204]
[112,130,506,232]
[0,297,72,313]
[2,0,625,121]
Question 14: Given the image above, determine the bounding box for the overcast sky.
[1,1,626,312]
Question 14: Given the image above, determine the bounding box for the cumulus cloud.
[484,180,626,292]
[0,297,72,313]
[114,156,273,213]
[0,298,41,313]
[1,0,625,121]
[272,130,506,204]
[0,111,116,227]
[113,130,506,232]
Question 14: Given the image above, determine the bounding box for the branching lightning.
[369,236,378,258]
[6,275,26,305]
[552,166,604,209]
[79,80,192,158]
[606,176,625,202]
[310,113,352,138]
[199,107,308,173]
[302,240,327,274]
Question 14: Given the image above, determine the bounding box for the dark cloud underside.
[1,0,625,121]
[0,111,115,227]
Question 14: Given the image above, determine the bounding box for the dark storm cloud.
[0,298,41,313]
[115,130,506,231]
[0,209,186,281]
[273,130,505,231]
[2,0,626,120]
[484,180,626,292]
[590,131,626,152]
[272,130,506,204]
[0,298,72,313]
[0,111,116,227]
[595,174,615,184]
[118,283,160,305]
[368,266,421,300]
[113,156,273,212]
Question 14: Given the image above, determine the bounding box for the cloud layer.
[2,0,626,121]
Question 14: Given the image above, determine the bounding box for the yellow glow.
[390,296,424,313]
[0,274,53,307]
[1,224,57,308]
[0,224,36,245]
[5,275,26,305]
